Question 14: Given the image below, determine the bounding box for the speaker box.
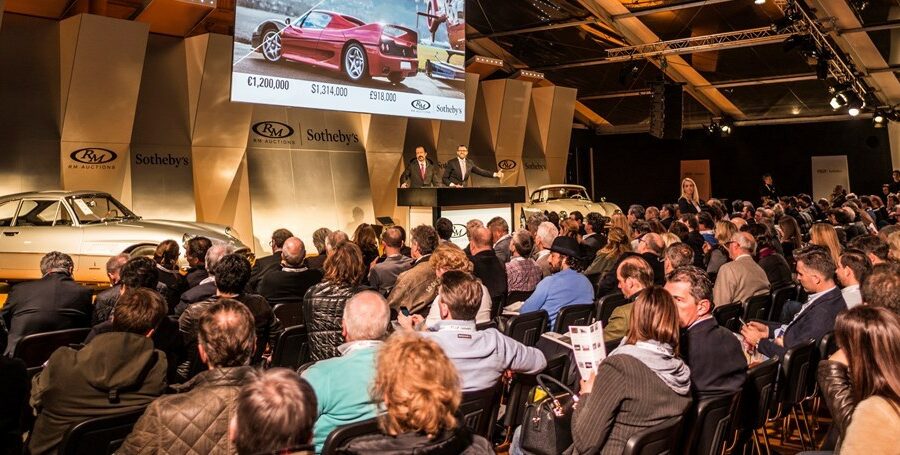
[649,83,684,139]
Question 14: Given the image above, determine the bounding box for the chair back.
[460,384,502,439]
[769,285,798,322]
[507,290,534,305]
[57,408,146,455]
[737,357,780,431]
[504,310,548,347]
[779,338,816,406]
[321,417,380,455]
[490,294,506,320]
[553,304,595,333]
[622,415,683,455]
[683,392,740,455]
[272,303,304,328]
[475,320,497,331]
[269,324,310,369]
[605,337,623,356]
[13,327,91,369]
[712,302,743,333]
[743,293,771,321]
[596,292,628,327]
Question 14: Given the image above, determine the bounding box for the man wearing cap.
[519,236,594,330]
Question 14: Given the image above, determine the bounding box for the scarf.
[609,339,691,395]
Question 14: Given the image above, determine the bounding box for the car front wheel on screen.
[262,29,282,62]
[343,43,368,82]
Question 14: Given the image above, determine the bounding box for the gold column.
[185,33,255,249]
[58,14,149,206]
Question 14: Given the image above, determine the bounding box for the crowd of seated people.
[2,172,900,454]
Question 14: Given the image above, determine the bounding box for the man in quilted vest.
[119,299,257,454]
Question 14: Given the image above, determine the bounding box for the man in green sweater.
[302,291,389,453]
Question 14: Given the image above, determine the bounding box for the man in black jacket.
[400,146,441,188]
[667,266,746,397]
[92,253,130,325]
[742,245,847,359]
[247,228,293,293]
[467,226,507,302]
[259,237,323,308]
[184,236,213,288]
[176,244,234,315]
[442,145,503,187]
[1,251,92,356]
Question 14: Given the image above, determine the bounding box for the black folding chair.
[504,310,547,347]
[553,304,595,333]
[269,324,310,369]
[13,327,91,375]
[773,338,817,450]
[622,415,683,455]
[321,417,380,455]
[57,408,146,455]
[769,285,798,323]
[712,302,743,333]
[731,357,779,455]
[460,384,502,439]
[743,294,771,321]
[683,392,740,455]
[596,292,628,328]
[272,303,304,328]
[507,290,534,304]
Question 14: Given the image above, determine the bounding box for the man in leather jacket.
[120,299,257,454]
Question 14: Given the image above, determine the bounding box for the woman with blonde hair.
[705,220,736,275]
[886,230,900,262]
[584,227,632,279]
[677,178,703,214]
[571,287,692,453]
[340,332,493,454]
[424,243,491,327]
[609,213,632,240]
[810,223,843,266]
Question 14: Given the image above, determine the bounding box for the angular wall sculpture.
[58,14,149,206]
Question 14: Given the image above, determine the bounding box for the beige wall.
[0,12,577,256]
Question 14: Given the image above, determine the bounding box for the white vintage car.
[0,191,251,284]
[521,184,622,224]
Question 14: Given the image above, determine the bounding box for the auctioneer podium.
[398,187,526,248]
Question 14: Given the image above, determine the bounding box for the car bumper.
[368,51,418,76]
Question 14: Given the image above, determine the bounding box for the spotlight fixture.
[704,118,734,137]
[755,0,766,4]
[846,97,864,116]
[873,111,886,128]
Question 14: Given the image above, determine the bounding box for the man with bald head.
[258,237,324,308]
[248,228,293,293]
[176,244,235,315]
[368,227,413,294]
[713,231,770,306]
[469,225,508,303]
[302,291,389,453]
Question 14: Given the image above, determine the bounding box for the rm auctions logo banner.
[68,148,118,170]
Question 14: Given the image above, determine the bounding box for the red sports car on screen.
[251,10,418,84]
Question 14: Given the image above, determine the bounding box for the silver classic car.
[522,184,622,223]
[0,191,250,284]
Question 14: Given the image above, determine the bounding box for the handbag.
[519,374,579,455]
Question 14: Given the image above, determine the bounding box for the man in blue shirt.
[302,291,389,453]
[399,270,546,392]
[520,236,594,329]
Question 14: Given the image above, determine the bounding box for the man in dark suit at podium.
[400,146,441,188]
[442,145,503,187]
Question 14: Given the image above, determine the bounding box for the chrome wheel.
[262,29,282,62]
[344,44,367,81]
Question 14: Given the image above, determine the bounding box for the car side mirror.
[285,17,292,26]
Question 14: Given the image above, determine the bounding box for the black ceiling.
[466,0,900,128]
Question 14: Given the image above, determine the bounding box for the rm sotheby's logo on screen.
[498,160,517,170]
[68,148,118,170]
[251,121,296,145]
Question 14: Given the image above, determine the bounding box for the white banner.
[811,155,850,200]
[232,72,464,121]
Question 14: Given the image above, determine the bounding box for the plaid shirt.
[505,257,543,292]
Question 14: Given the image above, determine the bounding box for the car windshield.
[66,194,138,224]
[545,187,589,201]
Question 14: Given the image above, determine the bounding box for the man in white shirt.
[836,249,871,309]
[442,145,503,187]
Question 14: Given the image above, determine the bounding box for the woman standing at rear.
[677,178,703,215]
[569,286,692,454]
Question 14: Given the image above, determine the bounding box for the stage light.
[873,111,886,128]
[755,0,766,4]
[846,94,864,116]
